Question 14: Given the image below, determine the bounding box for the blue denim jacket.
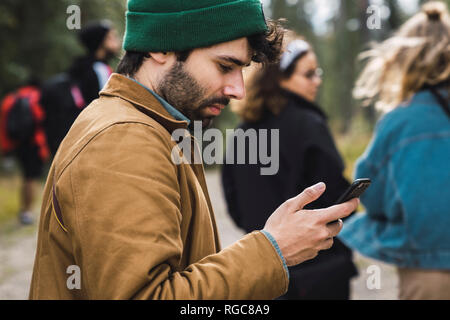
[339,89,450,269]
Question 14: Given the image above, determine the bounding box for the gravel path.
[0,169,399,300]
[0,223,37,300]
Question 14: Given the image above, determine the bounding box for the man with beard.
[30,0,358,300]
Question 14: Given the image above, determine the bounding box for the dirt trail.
[0,223,37,300]
[0,169,398,299]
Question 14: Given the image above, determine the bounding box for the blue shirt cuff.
[260,230,290,279]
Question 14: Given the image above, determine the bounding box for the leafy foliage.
[0,0,126,97]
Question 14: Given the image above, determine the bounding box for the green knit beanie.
[123,0,268,52]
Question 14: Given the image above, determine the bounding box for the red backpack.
[0,86,49,161]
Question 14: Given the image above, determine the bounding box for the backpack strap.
[70,85,86,109]
[0,93,18,153]
[52,184,68,233]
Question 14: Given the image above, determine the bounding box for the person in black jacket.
[41,20,121,156]
[222,36,358,299]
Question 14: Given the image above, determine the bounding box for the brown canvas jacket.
[29,73,288,299]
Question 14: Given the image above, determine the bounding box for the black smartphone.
[335,178,371,204]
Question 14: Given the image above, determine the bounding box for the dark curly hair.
[116,18,286,77]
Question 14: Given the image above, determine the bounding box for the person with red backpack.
[0,80,50,225]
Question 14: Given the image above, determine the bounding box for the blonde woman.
[339,1,450,300]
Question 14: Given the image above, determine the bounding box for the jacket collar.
[100,73,189,133]
[281,88,327,120]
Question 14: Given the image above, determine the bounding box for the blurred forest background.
[0,0,447,221]
[1,0,445,131]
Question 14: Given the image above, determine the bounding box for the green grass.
[0,174,45,232]
[336,132,372,181]
[0,176,21,225]
[334,115,373,181]
[333,117,373,212]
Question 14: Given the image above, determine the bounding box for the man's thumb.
[290,182,326,211]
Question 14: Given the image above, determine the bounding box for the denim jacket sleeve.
[339,95,450,269]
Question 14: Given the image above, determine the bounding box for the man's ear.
[149,52,174,65]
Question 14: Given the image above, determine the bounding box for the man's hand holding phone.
[263,182,359,267]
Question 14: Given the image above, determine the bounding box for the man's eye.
[219,64,233,73]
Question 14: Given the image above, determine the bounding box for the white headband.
[279,40,310,71]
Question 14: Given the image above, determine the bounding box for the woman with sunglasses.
[222,34,358,300]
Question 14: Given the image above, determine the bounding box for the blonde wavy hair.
[353,1,450,112]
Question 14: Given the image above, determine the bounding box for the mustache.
[198,96,230,109]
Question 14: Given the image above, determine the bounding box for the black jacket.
[40,56,104,156]
[68,56,104,105]
[221,89,357,299]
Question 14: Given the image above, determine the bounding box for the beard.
[157,61,229,128]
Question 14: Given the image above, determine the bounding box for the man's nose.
[223,71,246,100]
